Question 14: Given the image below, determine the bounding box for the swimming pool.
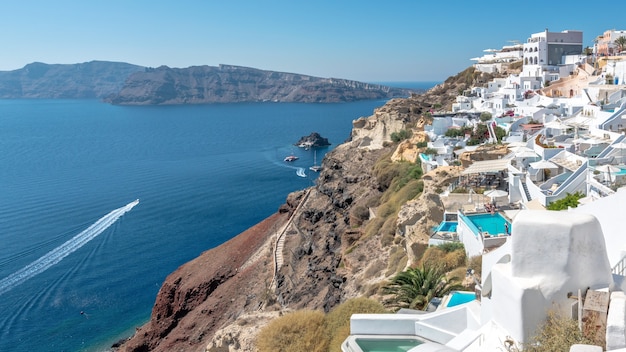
[446,291,476,307]
[420,153,433,161]
[467,213,511,235]
[436,221,458,233]
[354,337,423,352]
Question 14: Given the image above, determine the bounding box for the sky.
[0,0,623,82]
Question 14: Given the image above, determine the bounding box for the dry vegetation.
[524,310,595,352]
[256,298,387,352]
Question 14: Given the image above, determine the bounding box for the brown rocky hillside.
[118,66,481,352]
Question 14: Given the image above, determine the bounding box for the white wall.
[457,212,484,257]
[488,211,613,343]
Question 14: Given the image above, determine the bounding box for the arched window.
[525,58,528,65]
[534,57,538,64]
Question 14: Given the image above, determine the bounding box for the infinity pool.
[467,212,511,235]
[354,337,422,352]
[436,221,458,232]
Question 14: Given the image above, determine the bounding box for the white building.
[343,211,625,352]
[472,45,523,74]
[522,29,583,84]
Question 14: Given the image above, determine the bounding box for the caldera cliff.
[118,67,496,352]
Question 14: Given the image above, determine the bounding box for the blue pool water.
[446,291,476,307]
[468,213,511,235]
[436,221,457,232]
[356,338,422,352]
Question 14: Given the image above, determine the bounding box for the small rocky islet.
[294,132,331,149]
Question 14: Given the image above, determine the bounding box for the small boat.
[284,155,299,162]
[309,150,322,172]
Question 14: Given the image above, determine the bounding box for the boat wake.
[296,168,307,178]
[0,199,139,296]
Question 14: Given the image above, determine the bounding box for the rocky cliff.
[104,65,415,105]
[0,62,417,104]
[118,67,481,352]
[0,61,144,98]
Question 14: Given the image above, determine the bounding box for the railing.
[587,178,615,198]
[597,134,626,158]
[521,179,531,202]
[612,255,626,276]
[599,103,626,131]
[551,160,588,196]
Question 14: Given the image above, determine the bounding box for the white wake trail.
[0,199,139,296]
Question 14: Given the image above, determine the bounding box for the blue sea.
[0,82,435,352]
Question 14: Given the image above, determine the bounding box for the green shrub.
[257,310,328,352]
[373,154,402,190]
[437,242,465,253]
[390,129,412,142]
[420,245,466,272]
[367,157,424,243]
[546,192,584,210]
[380,217,397,246]
[383,264,463,310]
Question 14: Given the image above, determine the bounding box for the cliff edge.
[119,67,485,351]
[105,65,415,105]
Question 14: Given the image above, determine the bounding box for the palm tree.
[383,263,464,310]
[614,36,626,55]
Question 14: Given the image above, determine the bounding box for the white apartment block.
[522,29,583,83]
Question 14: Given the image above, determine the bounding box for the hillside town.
[342,28,626,352]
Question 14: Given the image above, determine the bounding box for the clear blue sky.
[0,0,622,82]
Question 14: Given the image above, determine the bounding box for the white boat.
[284,155,298,162]
[309,150,322,172]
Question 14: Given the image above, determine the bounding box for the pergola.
[461,159,511,175]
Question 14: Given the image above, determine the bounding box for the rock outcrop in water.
[294,132,331,148]
[117,66,496,352]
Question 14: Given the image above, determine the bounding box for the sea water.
[0,83,435,352]
[0,99,387,351]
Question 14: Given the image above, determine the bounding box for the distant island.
[295,132,331,148]
[0,61,419,104]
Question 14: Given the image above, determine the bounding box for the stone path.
[271,189,311,291]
